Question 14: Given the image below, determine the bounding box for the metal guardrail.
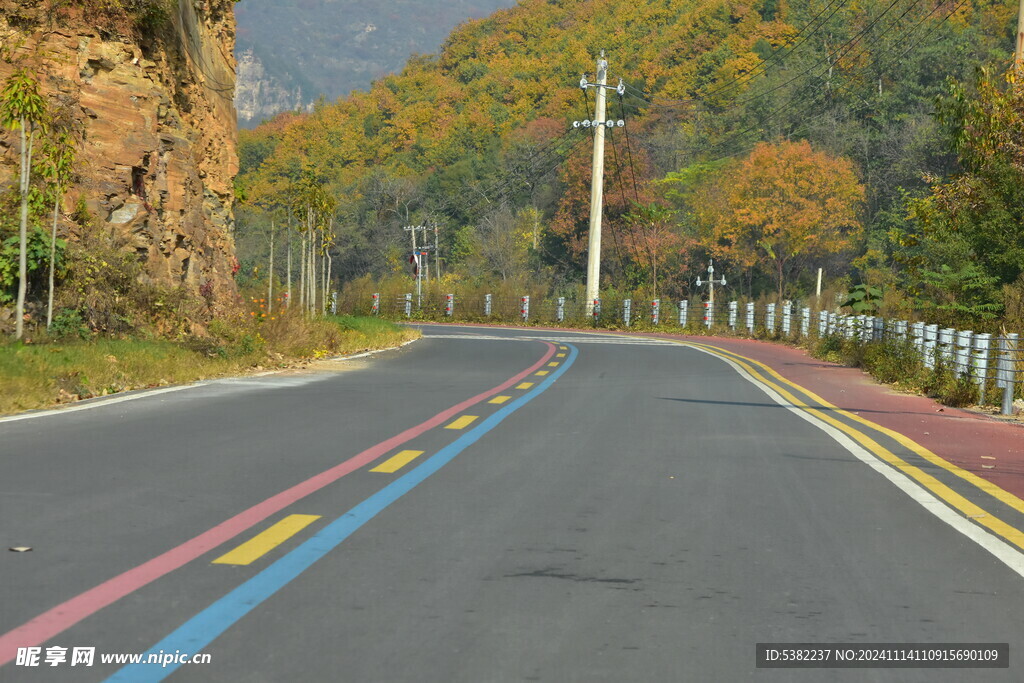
[353,293,1023,415]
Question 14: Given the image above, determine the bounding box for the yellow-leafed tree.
[694,140,865,298]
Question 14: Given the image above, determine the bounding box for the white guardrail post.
[972,333,991,403]
[954,329,972,376]
[998,334,1019,416]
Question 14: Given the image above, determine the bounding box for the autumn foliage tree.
[692,140,865,299]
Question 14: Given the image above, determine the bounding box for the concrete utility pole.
[1016,0,1024,65]
[584,53,608,314]
[404,224,428,307]
[695,259,727,306]
[576,54,628,314]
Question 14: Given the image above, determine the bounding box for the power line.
[700,0,854,101]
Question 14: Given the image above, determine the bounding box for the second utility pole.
[585,52,608,315]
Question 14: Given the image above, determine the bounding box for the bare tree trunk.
[267,221,274,315]
[46,181,60,329]
[299,233,307,310]
[15,120,33,340]
[286,212,292,308]
[325,252,332,313]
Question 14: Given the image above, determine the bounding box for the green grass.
[0,316,418,415]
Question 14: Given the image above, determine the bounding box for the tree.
[693,140,865,298]
[621,201,680,299]
[901,64,1024,315]
[0,68,48,339]
[38,125,76,329]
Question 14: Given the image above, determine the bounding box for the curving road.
[1,324,1022,682]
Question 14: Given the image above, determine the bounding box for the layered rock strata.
[0,0,239,302]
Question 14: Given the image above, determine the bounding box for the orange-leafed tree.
[695,140,865,298]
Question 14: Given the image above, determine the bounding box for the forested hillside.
[234,0,516,124]
[236,0,1024,328]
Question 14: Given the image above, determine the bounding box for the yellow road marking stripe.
[535,370,549,376]
[557,353,566,358]
[370,450,425,473]
[516,382,534,389]
[489,395,512,404]
[548,362,560,367]
[559,346,568,350]
[212,514,321,566]
[682,341,1024,551]
[687,340,1024,519]
[446,415,478,429]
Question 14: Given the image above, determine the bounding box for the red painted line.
[0,341,556,666]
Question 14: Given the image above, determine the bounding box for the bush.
[861,339,925,386]
[49,308,89,340]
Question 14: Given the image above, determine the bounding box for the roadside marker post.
[924,324,939,368]
[651,298,660,325]
[702,301,713,328]
[592,299,601,325]
[371,293,380,316]
[484,293,492,317]
[331,292,338,315]
[801,306,810,338]
[973,333,991,402]
[728,300,737,331]
[556,297,565,323]
[678,300,688,327]
[623,298,631,327]
[404,293,412,318]
[521,296,530,322]
[781,301,791,336]
[746,302,755,333]
[998,334,1019,416]
[445,294,454,317]
[954,330,973,375]
[766,303,776,333]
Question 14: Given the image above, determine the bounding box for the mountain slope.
[234,0,517,126]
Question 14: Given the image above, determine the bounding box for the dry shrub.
[1003,274,1024,332]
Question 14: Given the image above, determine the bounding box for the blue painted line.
[107,343,579,682]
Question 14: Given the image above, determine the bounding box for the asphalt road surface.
[1,324,1022,682]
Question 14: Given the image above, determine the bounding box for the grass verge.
[0,315,418,416]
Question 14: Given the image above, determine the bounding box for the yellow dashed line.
[516,382,534,390]
[371,450,425,473]
[212,515,321,566]
[446,415,478,429]
[489,395,512,404]
[556,353,566,358]
[548,362,560,367]
[535,370,549,376]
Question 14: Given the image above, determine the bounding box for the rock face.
[0,0,239,303]
[235,48,308,128]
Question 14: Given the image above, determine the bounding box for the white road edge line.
[687,345,1024,580]
[0,338,420,424]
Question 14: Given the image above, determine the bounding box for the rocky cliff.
[235,47,308,128]
[0,0,239,304]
